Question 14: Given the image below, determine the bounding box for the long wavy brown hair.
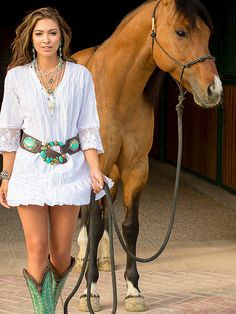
[8,7,76,70]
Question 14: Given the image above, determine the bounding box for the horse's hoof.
[78,295,101,312]
[97,257,111,271]
[125,296,147,312]
[75,257,87,272]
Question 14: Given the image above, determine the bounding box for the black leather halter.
[151,0,215,93]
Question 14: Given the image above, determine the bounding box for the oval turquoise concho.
[69,138,80,152]
[23,136,37,150]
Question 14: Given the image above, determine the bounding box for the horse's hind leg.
[78,202,104,312]
[121,161,148,312]
[98,164,120,271]
[76,205,89,272]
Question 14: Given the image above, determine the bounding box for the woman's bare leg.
[17,205,49,282]
[49,205,80,274]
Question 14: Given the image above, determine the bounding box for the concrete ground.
[0,158,236,313]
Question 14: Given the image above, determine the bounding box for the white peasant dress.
[0,61,113,207]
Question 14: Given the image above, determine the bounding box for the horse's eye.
[176,30,186,37]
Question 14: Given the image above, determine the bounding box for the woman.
[0,7,113,313]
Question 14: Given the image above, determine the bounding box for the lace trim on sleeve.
[78,127,104,154]
[0,128,21,153]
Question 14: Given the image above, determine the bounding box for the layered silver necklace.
[33,58,64,114]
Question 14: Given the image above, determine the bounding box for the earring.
[59,41,62,58]
[32,46,36,62]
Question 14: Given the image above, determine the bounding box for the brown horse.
[73,0,222,311]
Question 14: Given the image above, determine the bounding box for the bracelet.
[0,170,10,181]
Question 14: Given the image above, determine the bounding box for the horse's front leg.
[98,164,120,271]
[78,203,104,312]
[121,162,148,312]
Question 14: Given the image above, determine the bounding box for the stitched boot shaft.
[23,266,55,314]
[49,257,75,307]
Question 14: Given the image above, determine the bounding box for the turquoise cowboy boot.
[48,256,75,308]
[23,265,55,314]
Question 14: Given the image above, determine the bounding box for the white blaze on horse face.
[192,74,223,108]
[212,76,223,96]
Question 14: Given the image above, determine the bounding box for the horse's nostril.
[207,84,214,97]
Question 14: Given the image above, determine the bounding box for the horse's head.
[151,0,222,108]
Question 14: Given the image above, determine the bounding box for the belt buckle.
[40,141,67,165]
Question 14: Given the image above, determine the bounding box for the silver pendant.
[48,78,54,85]
[47,88,54,95]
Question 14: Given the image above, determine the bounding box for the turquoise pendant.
[23,137,37,150]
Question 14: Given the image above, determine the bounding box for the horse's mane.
[112,2,151,36]
[175,0,213,32]
[114,0,213,36]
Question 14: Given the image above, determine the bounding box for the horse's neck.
[92,3,156,102]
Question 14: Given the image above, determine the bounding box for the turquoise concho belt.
[20,132,80,165]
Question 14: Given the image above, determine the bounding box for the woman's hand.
[82,148,105,193]
[90,168,104,194]
[0,180,10,208]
